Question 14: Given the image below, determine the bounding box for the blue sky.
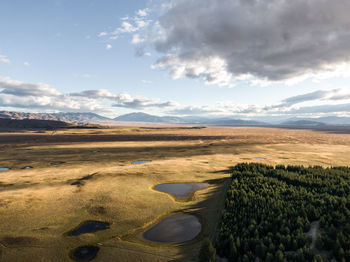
[1,0,350,119]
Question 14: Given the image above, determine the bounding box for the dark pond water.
[154,183,210,199]
[68,221,110,236]
[70,245,99,261]
[51,161,65,166]
[22,166,33,169]
[132,160,152,165]
[143,213,201,243]
[0,167,10,171]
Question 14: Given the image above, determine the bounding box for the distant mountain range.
[114,112,266,126]
[114,112,183,123]
[280,119,326,127]
[0,111,110,124]
[281,116,350,126]
[1,110,350,127]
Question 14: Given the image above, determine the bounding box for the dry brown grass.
[0,126,350,261]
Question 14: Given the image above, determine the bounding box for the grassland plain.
[0,126,350,262]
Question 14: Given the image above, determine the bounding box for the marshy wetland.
[1,126,350,261]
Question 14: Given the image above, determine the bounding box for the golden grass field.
[1,126,350,262]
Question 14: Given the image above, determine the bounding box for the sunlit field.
[1,126,350,261]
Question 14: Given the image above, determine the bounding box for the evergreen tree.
[198,238,216,262]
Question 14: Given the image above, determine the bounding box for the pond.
[0,167,10,172]
[254,157,265,160]
[154,183,210,199]
[22,166,33,169]
[143,213,201,243]
[51,161,65,166]
[70,245,99,261]
[67,221,110,236]
[132,160,151,165]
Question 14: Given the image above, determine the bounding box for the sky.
[0,0,350,120]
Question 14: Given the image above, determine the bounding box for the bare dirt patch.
[306,221,320,250]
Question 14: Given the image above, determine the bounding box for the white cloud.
[112,93,177,109]
[98,31,107,37]
[0,77,177,112]
[168,105,223,115]
[2,76,349,119]
[70,89,116,100]
[103,8,152,42]
[142,80,152,84]
[0,77,103,112]
[116,21,138,34]
[106,44,112,50]
[0,77,61,97]
[152,55,235,87]
[70,89,176,109]
[131,34,145,45]
[24,62,31,67]
[167,88,350,117]
[0,55,10,64]
[137,8,149,17]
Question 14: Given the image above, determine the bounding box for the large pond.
[70,245,99,261]
[0,167,10,172]
[67,221,110,236]
[154,183,210,199]
[143,213,201,243]
[132,160,151,165]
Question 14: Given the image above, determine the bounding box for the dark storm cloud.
[153,0,350,84]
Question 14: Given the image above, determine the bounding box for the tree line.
[199,163,350,262]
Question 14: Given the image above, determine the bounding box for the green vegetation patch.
[215,163,350,262]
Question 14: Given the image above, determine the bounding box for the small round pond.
[132,160,151,165]
[0,167,10,172]
[51,161,65,166]
[67,221,110,236]
[70,245,99,261]
[143,213,201,243]
[22,166,33,170]
[154,183,210,199]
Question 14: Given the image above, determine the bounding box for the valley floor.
[0,126,350,261]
